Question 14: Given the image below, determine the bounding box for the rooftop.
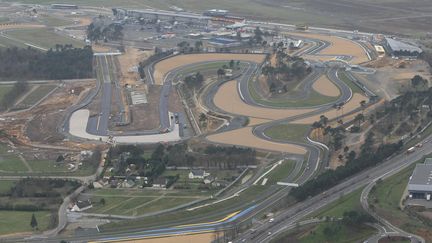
[385,37,422,53]
[119,8,211,20]
[408,162,432,192]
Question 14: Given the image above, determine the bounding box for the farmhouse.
[408,159,432,200]
[188,170,210,179]
[71,200,92,212]
[152,177,168,188]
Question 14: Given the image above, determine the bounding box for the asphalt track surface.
[15,36,375,242]
[71,40,359,242]
[64,54,181,143]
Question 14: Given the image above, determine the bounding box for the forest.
[0,45,93,81]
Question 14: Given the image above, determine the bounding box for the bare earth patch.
[312,75,341,97]
[0,24,45,30]
[122,232,216,243]
[207,127,307,155]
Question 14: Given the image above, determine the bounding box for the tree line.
[0,80,28,110]
[137,48,174,81]
[87,22,124,43]
[106,143,257,179]
[0,45,93,81]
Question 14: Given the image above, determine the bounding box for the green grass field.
[5,28,84,50]
[265,160,296,185]
[264,124,310,143]
[0,17,10,23]
[0,155,28,173]
[248,77,337,108]
[0,143,27,173]
[17,85,57,108]
[26,160,70,173]
[368,163,423,229]
[313,187,364,218]
[294,222,376,243]
[337,71,363,94]
[100,185,268,232]
[0,85,13,100]
[0,180,15,195]
[0,210,51,235]
[86,188,209,216]
[179,61,230,76]
[368,155,432,239]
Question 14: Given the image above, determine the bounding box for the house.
[92,181,103,189]
[204,176,216,185]
[189,170,210,179]
[71,200,92,212]
[152,177,168,188]
[121,179,135,188]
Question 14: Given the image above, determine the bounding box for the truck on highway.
[407,147,415,154]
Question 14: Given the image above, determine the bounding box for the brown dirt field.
[78,17,92,27]
[92,44,112,53]
[312,75,340,97]
[0,24,45,30]
[207,127,307,154]
[115,232,215,243]
[213,81,315,120]
[290,32,369,64]
[393,71,427,80]
[112,85,161,131]
[118,48,152,86]
[303,55,336,63]
[153,54,266,85]
[292,93,368,124]
[248,118,272,126]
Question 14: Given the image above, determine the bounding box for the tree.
[254,27,263,43]
[354,113,365,127]
[411,75,427,90]
[100,198,106,205]
[217,68,225,78]
[344,146,349,153]
[56,155,65,162]
[177,41,190,53]
[229,60,235,69]
[360,100,367,114]
[199,113,207,123]
[194,41,203,52]
[30,213,38,230]
[319,115,329,127]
